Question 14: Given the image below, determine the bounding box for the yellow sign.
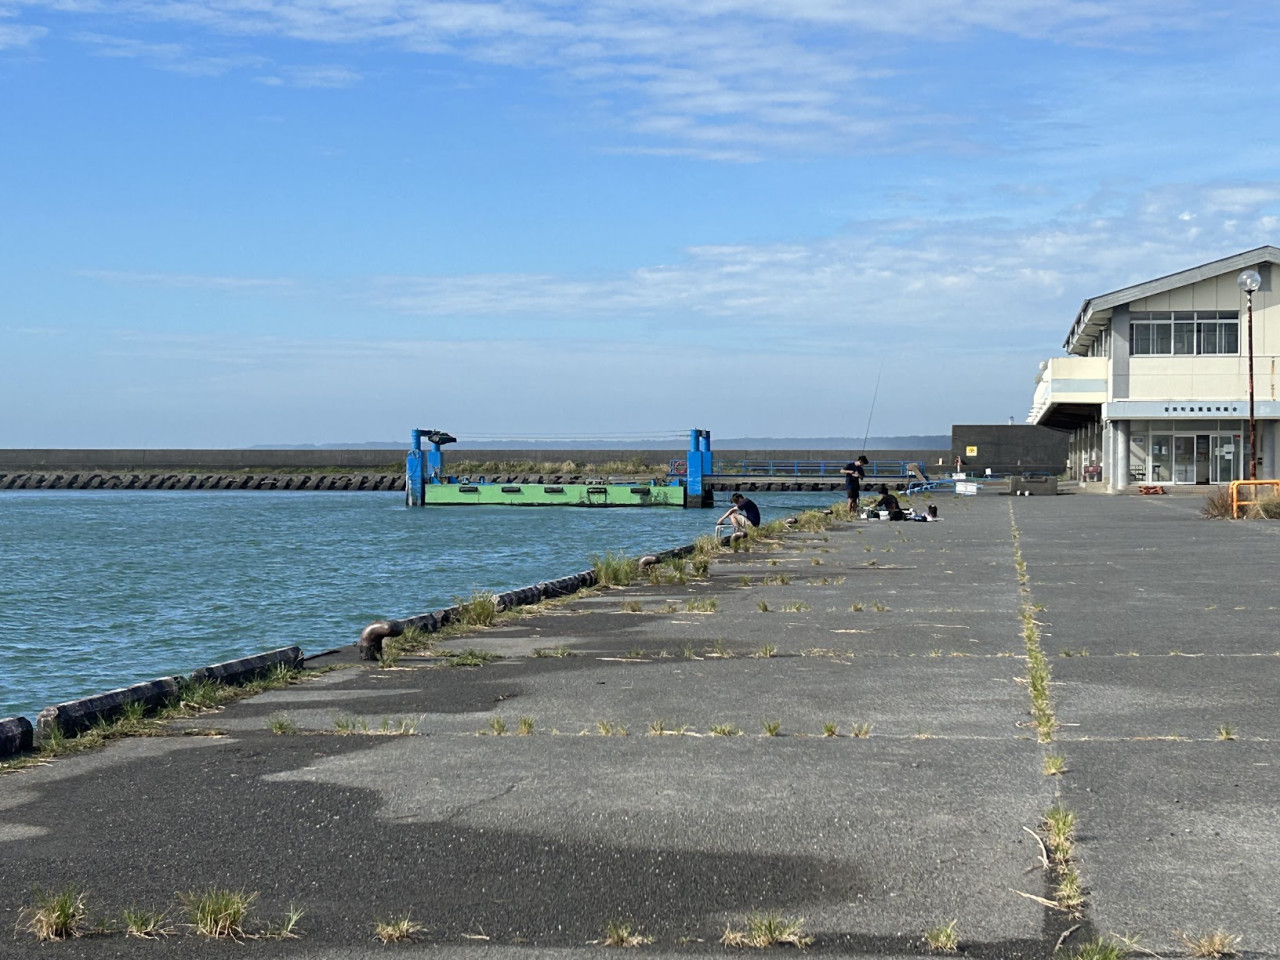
[965,445,978,457]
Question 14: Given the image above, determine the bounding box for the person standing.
[841,455,868,513]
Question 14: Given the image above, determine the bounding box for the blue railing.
[669,459,932,479]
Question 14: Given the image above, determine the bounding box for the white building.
[1029,246,1279,490]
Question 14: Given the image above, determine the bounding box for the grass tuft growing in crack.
[923,919,959,953]
[1043,753,1067,775]
[375,914,423,943]
[599,919,654,947]
[20,888,87,941]
[1180,929,1242,958]
[1011,503,1055,742]
[181,887,256,941]
[720,913,813,949]
[121,907,174,939]
[1065,938,1127,960]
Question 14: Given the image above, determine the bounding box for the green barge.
[405,429,713,508]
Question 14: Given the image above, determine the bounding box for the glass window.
[1198,322,1239,355]
[1133,322,1171,354]
[1199,323,1218,354]
[1129,312,1239,355]
[1174,322,1195,354]
[1152,323,1171,354]
[1132,323,1150,354]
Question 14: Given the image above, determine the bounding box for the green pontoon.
[406,429,710,508]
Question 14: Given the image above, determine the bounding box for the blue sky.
[3,1,1280,447]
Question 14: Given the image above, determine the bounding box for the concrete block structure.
[1029,246,1279,490]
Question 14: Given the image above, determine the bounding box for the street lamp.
[1237,269,1262,480]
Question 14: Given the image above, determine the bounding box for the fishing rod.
[861,358,885,452]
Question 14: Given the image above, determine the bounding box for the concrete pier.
[1,492,1277,958]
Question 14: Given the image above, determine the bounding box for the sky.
[3,1,1280,448]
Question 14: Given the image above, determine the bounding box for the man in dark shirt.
[873,484,905,520]
[718,493,760,534]
[841,455,868,512]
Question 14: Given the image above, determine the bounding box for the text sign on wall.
[965,446,978,457]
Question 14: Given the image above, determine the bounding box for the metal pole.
[1248,290,1256,480]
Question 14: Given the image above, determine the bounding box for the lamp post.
[1237,269,1262,480]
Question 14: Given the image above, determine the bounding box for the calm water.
[0,489,834,720]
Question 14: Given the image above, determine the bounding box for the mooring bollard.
[358,620,405,661]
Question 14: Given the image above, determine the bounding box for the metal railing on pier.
[669,459,930,479]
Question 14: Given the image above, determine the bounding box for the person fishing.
[718,493,760,535]
[841,455,868,513]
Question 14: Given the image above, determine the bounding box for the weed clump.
[122,906,174,939]
[600,919,653,947]
[1180,929,1241,958]
[375,914,423,943]
[21,887,87,941]
[181,887,256,941]
[455,590,499,627]
[591,551,638,587]
[923,919,959,953]
[1067,938,1127,960]
[721,913,813,949]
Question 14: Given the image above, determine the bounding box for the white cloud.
[346,179,1280,356]
[254,63,361,87]
[79,269,296,291]
[74,179,1280,359]
[12,0,1232,158]
[0,20,45,47]
[74,30,265,75]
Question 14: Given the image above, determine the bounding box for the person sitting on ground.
[718,493,760,536]
[874,484,905,520]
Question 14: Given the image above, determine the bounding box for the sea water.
[0,489,836,720]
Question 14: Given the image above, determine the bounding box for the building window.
[1130,311,1239,356]
[1198,322,1239,355]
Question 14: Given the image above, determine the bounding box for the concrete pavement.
[1,491,1276,958]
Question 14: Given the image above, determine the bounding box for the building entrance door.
[1172,434,1211,484]
[1172,435,1195,483]
[1149,434,1172,483]
[1211,434,1239,483]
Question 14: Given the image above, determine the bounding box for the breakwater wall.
[0,447,946,471]
[0,448,947,492]
[1,471,405,491]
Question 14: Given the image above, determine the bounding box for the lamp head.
[1238,269,1262,293]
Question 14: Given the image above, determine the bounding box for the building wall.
[1118,271,1278,403]
[950,425,1068,475]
